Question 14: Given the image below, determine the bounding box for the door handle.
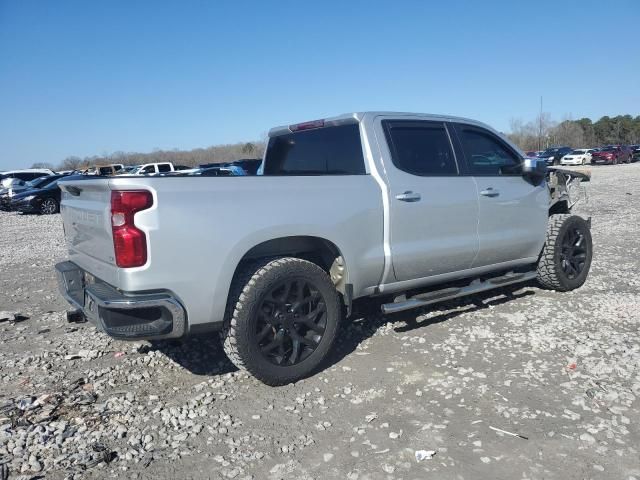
[395,191,421,202]
[479,188,500,197]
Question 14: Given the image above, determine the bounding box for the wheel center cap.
[279,312,296,328]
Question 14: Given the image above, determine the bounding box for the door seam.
[469,176,481,268]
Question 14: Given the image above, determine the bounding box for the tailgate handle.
[66,186,83,196]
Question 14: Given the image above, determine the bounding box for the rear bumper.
[55,261,186,340]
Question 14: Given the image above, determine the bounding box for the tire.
[40,198,59,215]
[221,257,342,386]
[537,214,592,292]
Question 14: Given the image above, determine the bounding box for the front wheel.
[40,198,59,215]
[537,214,592,291]
[221,257,342,386]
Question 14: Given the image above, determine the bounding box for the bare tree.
[59,156,84,171]
[551,120,585,148]
[56,141,267,171]
[30,162,55,169]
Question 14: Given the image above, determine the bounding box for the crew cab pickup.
[55,112,593,385]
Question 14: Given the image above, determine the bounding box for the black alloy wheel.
[255,279,327,366]
[40,198,58,215]
[559,227,587,280]
[221,257,342,386]
[537,214,593,291]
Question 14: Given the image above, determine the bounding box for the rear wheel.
[537,214,592,291]
[40,198,59,215]
[221,257,342,386]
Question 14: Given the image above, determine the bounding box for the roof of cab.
[268,112,496,137]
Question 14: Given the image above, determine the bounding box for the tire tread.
[221,257,341,386]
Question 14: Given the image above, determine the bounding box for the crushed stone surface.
[0,164,639,479]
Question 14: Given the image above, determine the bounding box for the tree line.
[29,114,640,171]
[507,114,640,152]
[32,141,266,171]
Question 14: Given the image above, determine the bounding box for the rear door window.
[157,164,172,173]
[382,120,458,176]
[454,125,522,176]
[263,124,365,175]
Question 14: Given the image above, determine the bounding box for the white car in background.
[131,162,175,175]
[560,149,594,166]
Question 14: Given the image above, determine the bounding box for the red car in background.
[591,145,632,164]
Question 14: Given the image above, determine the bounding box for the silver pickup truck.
[55,112,592,385]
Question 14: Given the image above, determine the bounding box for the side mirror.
[522,158,547,183]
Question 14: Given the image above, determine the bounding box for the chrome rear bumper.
[55,261,186,340]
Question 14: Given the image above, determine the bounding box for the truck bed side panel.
[60,175,384,329]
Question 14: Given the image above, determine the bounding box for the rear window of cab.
[263,124,366,175]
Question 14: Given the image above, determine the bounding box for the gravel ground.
[1,164,639,480]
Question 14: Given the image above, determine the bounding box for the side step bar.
[381,271,537,315]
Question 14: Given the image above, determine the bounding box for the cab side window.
[382,120,458,176]
[456,126,522,176]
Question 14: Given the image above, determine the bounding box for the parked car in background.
[9,175,85,214]
[131,162,175,175]
[525,151,541,158]
[560,149,594,166]
[226,158,262,175]
[85,164,124,175]
[539,146,573,165]
[592,146,629,164]
[0,174,68,210]
[620,145,633,163]
[0,169,54,188]
[630,145,640,162]
[193,165,247,177]
[119,165,141,174]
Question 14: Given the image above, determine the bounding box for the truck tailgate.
[58,179,118,282]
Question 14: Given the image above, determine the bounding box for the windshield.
[570,150,586,155]
[543,148,559,154]
[602,146,617,151]
[26,176,52,188]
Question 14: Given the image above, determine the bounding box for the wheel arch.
[231,235,349,297]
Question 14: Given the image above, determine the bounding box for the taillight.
[111,190,153,268]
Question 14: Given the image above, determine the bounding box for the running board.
[381,271,537,315]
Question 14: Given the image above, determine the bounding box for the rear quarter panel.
[105,175,384,329]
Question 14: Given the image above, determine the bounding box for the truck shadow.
[148,283,536,379]
[323,284,537,372]
[145,335,239,376]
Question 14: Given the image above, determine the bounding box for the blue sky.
[1,0,638,169]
